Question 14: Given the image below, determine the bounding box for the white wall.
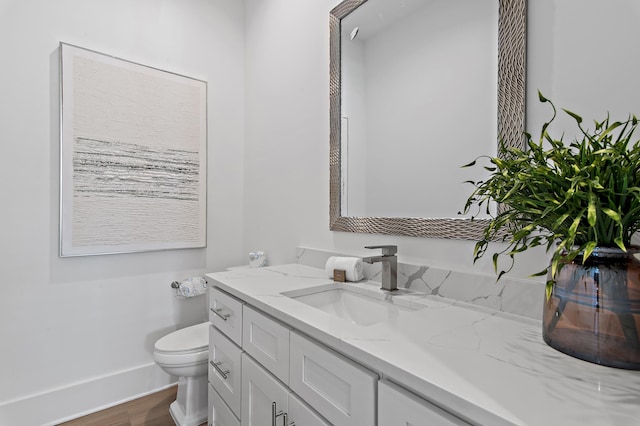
[527,0,640,136]
[243,0,640,278]
[243,0,336,265]
[0,0,245,424]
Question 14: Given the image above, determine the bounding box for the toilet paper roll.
[325,256,364,282]
[176,276,208,298]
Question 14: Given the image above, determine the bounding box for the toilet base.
[169,375,208,426]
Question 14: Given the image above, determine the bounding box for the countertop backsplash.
[296,246,544,320]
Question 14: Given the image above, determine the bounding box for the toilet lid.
[154,322,209,354]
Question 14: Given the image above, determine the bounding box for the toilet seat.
[154,349,208,367]
[155,322,209,355]
[153,322,209,367]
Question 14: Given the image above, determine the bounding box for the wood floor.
[57,386,207,426]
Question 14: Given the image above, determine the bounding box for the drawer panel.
[209,384,241,426]
[209,325,243,418]
[242,306,290,385]
[210,287,244,345]
[378,380,469,425]
[289,331,378,426]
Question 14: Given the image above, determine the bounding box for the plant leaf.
[587,194,597,227]
[530,268,549,277]
[602,208,621,221]
[538,91,548,103]
[568,215,582,237]
[563,108,583,124]
[583,241,597,261]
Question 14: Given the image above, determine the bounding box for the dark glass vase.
[542,246,640,369]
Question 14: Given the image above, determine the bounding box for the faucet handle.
[364,245,397,256]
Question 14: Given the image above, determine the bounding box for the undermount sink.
[282,283,425,327]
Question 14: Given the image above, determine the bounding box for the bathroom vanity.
[205,264,640,426]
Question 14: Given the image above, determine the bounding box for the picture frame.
[59,42,207,256]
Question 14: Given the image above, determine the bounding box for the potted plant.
[462,92,640,369]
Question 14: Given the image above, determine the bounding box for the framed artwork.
[59,42,207,256]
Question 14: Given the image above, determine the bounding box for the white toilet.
[153,322,209,426]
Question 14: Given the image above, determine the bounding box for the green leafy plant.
[462,92,640,284]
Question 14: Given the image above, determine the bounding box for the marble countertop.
[206,264,640,426]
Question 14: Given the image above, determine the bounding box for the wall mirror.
[329,0,526,239]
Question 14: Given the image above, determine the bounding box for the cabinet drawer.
[378,380,469,425]
[242,306,290,385]
[209,325,243,418]
[288,392,331,426]
[209,384,241,426]
[289,331,377,426]
[210,287,244,346]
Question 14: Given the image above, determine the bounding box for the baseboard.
[0,362,175,426]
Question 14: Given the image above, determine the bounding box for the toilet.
[153,322,209,426]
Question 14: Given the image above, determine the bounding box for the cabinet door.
[243,306,290,384]
[209,325,243,418]
[287,393,330,426]
[241,354,289,426]
[210,384,241,426]
[378,380,469,425]
[289,331,377,426]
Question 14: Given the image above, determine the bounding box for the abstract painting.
[59,43,207,256]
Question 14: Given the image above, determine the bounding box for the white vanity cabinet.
[206,263,640,426]
[210,284,465,426]
[378,380,470,426]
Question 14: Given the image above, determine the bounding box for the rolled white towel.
[177,276,208,298]
[325,256,364,282]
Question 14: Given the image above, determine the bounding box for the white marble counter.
[206,264,640,426]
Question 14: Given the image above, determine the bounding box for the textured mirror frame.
[329,0,527,239]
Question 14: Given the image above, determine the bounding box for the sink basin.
[282,283,425,326]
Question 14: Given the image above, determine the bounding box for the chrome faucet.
[362,245,398,291]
